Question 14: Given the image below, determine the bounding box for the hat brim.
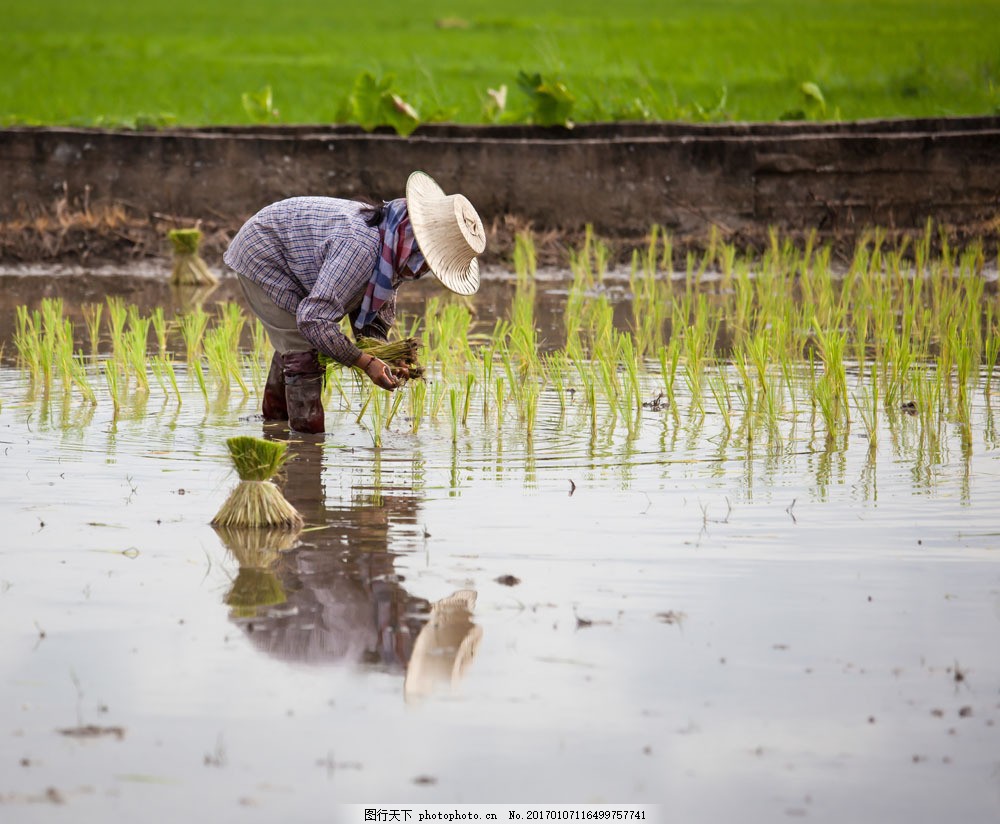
[406,171,482,296]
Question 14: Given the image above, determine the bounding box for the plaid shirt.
[223,197,397,364]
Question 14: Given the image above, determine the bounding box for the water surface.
[1,268,998,823]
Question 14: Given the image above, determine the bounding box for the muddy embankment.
[1,117,999,269]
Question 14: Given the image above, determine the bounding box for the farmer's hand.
[357,354,398,390]
[390,363,412,381]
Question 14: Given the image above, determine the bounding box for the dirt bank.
[2,118,999,267]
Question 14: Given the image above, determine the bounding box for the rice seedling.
[985,325,1000,398]
[14,299,70,393]
[385,387,406,429]
[408,378,427,433]
[852,362,880,451]
[480,347,495,421]
[354,385,374,423]
[811,320,848,414]
[567,224,611,291]
[780,359,800,420]
[573,363,598,443]
[212,436,303,529]
[523,377,539,439]
[13,305,43,385]
[448,386,460,443]
[513,230,537,283]
[153,355,182,404]
[428,378,448,420]
[204,324,250,396]
[366,387,388,448]
[61,345,97,405]
[102,360,123,416]
[423,297,474,370]
[717,239,736,292]
[82,303,103,356]
[617,332,643,436]
[150,307,169,357]
[498,343,524,414]
[123,307,151,392]
[707,365,733,433]
[105,297,128,360]
[149,355,168,396]
[178,306,210,363]
[544,351,569,416]
[191,358,209,403]
[656,339,681,413]
[216,302,247,346]
[681,334,706,415]
[495,376,506,430]
[629,239,669,357]
[509,290,540,376]
[461,372,476,426]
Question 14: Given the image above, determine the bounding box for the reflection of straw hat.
[404,589,483,703]
[406,171,486,296]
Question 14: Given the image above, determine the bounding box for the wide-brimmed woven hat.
[406,171,486,295]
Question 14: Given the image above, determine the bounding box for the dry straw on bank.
[211,436,303,529]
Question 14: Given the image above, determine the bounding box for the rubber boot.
[282,350,325,434]
[261,352,288,421]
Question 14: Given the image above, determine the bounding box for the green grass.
[2,0,998,127]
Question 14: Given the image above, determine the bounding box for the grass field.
[3,0,999,127]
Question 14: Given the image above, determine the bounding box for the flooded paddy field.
[1,250,999,823]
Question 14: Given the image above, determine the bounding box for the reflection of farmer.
[239,522,430,667]
[229,436,426,667]
[221,439,481,692]
[224,172,486,433]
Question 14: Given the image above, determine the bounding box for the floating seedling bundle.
[168,228,218,286]
[211,436,303,529]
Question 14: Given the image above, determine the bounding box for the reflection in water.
[404,589,483,704]
[212,433,481,698]
[170,282,220,313]
[214,526,300,618]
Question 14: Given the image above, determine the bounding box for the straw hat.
[406,171,486,295]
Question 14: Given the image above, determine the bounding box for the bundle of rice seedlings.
[357,336,425,379]
[211,436,303,529]
[168,228,218,286]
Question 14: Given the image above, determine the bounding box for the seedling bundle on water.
[168,228,218,287]
[211,436,303,530]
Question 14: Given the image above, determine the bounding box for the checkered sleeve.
[296,236,377,365]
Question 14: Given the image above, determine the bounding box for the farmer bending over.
[225,171,486,433]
